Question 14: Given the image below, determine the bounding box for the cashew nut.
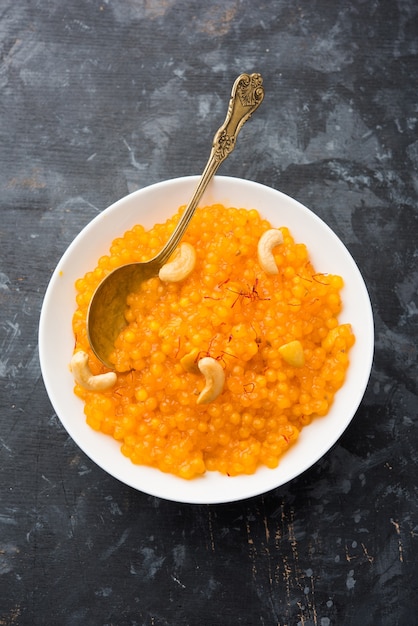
[257,229,284,275]
[197,357,225,405]
[180,348,200,374]
[70,350,117,391]
[159,242,196,282]
[278,340,305,368]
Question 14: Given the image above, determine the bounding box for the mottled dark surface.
[1,1,417,624]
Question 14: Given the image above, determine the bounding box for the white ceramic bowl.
[39,176,374,504]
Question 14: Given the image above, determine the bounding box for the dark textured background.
[1,1,417,624]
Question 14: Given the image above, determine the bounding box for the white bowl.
[39,176,374,504]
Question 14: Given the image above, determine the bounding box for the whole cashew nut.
[159,242,196,282]
[70,350,117,391]
[197,357,225,405]
[257,229,284,275]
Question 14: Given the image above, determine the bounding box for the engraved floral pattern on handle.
[236,72,264,107]
[215,129,233,160]
[212,73,264,162]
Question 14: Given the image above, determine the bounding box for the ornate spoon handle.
[156,73,264,265]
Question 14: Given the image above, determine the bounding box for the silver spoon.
[87,73,264,368]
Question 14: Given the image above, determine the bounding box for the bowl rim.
[39,175,374,504]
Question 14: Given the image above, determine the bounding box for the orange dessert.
[71,204,355,479]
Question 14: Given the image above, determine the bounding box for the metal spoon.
[87,73,265,368]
